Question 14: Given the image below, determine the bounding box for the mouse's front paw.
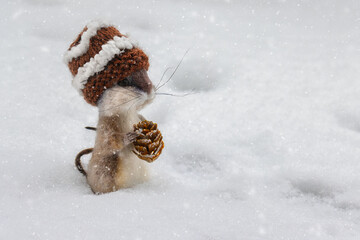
[124,131,140,145]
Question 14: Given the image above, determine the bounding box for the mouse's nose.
[131,69,153,94]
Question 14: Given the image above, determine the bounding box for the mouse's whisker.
[99,95,141,113]
[155,67,173,90]
[106,88,138,98]
[126,95,142,115]
[155,89,196,97]
[156,48,190,91]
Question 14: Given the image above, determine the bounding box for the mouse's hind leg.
[86,154,119,194]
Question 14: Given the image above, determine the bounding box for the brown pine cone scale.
[132,120,164,162]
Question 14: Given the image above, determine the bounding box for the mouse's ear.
[64,20,149,106]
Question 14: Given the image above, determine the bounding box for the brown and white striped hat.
[64,20,149,105]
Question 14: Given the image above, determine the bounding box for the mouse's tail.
[75,148,93,176]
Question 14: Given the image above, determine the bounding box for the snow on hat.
[64,20,149,105]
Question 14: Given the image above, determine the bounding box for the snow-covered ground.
[1,0,360,239]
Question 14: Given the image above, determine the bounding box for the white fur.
[116,142,149,188]
[72,36,137,93]
[96,85,155,188]
[98,85,153,118]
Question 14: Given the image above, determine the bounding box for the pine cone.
[132,120,164,163]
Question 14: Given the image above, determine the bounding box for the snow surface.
[1,0,360,239]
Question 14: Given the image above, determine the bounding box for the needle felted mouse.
[64,20,164,194]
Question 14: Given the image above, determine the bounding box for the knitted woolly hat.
[64,20,149,105]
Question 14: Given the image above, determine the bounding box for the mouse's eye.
[117,76,133,87]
